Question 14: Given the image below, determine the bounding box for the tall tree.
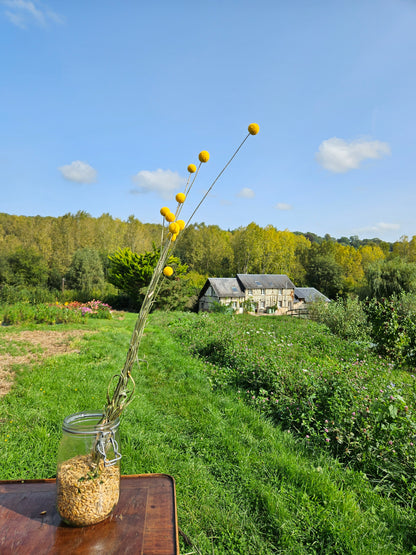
[66,248,105,293]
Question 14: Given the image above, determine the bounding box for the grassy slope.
[0,312,415,554]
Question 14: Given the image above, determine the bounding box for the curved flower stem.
[101,125,258,425]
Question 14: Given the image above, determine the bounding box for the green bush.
[0,284,57,305]
[1,300,112,325]
[364,296,416,367]
[308,296,369,342]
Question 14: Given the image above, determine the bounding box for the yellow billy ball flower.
[170,233,178,242]
[160,206,169,217]
[169,222,180,234]
[187,164,197,173]
[176,192,186,203]
[163,266,174,277]
[198,150,210,163]
[165,212,175,223]
[248,123,260,135]
[177,219,185,230]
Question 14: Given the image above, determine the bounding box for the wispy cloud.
[131,169,185,200]
[59,161,97,184]
[315,137,391,173]
[237,187,255,199]
[2,0,63,29]
[356,222,400,236]
[275,202,292,211]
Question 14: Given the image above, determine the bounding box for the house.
[198,274,296,314]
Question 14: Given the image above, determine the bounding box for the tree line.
[1,211,416,304]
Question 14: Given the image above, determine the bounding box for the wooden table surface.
[0,473,179,555]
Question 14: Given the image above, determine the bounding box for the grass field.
[1,311,415,554]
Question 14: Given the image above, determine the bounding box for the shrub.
[364,297,415,366]
[1,300,112,325]
[308,296,369,342]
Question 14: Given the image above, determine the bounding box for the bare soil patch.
[0,329,91,397]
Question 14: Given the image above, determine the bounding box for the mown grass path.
[0,312,415,553]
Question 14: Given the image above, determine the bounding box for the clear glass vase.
[56,412,121,526]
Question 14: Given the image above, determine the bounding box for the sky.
[1,0,416,243]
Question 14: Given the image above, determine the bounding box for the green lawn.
[1,312,415,554]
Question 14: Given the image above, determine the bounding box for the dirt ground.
[0,330,91,397]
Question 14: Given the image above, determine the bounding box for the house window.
[261,289,265,295]
[278,301,282,308]
[248,289,252,295]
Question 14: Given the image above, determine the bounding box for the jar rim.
[62,412,120,435]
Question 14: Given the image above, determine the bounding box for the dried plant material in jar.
[57,454,120,526]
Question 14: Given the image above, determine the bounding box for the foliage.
[303,243,343,298]
[65,247,105,293]
[364,296,416,367]
[3,211,416,299]
[1,300,112,325]
[171,313,416,507]
[0,284,58,305]
[107,246,188,309]
[308,296,370,342]
[364,258,416,299]
[0,247,49,288]
[1,312,415,553]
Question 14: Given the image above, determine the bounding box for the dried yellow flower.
[169,222,180,234]
[170,233,178,242]
[176,192,186,203]
[187,164,197,173]
[248,123,260,135]
[163,266,174,277]
[160,206,169,216]
[165,212,175,223]
[177,219,185,230]
[198,151,210,163]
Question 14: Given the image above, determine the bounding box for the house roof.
[236,274,295,289]
[202,277,244,298]
[294,287,330,303]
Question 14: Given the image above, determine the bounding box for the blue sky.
[1,0,415,242]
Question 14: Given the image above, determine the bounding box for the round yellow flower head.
[187,164,197,173]
[176,192,186,203]
[163,266,174,277]
[198,150,210,163]
[169,222,180,235]
[177,219,185,230]
[248,123,260,135]
[165,212,175,223]
[170,233,178,242]
[160,206,169,217]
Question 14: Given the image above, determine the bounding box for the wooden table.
[0,474,179,554]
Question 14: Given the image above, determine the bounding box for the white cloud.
[275,202,292,211]
[315,137,391,173]
[59,161,97,184]
[131,169,185,200]
[356,222,400,235]
[237,187,255,199]
[2,0,62,28]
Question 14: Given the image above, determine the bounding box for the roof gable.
[294,287,330,303]
[201,277,244,298]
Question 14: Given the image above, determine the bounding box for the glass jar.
[56,412,121,526]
